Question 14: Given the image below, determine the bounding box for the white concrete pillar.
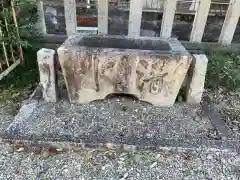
[64,0,77,36]
[37,48,57,102]
[190,0,211,43]
[98,0,108,34]
[186,54,208,104]
[160,0,177,38]
[219,0,240,45]
[128,0,144,37]
[37,0,47,35]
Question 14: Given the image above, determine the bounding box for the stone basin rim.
[62,34,189,55]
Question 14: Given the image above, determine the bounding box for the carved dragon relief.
[136,56,170,96]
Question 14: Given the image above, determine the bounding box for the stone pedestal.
[58,35,192,106]
[37,48,57,102]
[186,54,208,104]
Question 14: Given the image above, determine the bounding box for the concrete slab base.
[1,90,239,153]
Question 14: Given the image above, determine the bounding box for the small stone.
[123,172,129,179]
[16,147,24,152]
[146,133,152,138]
[233,157,240,165]
[56,148,63,152]
[63,168,68,174]
[207,154,213,160]
[150,162,157,168]
[7,145,14,153]
[42,151,50,158]
[136,120,142,125]
[134,154,141,163]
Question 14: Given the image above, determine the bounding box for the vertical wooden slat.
[219,0,240,45]
[64,0,77,36]
[0,25,10,67]
[1,2,12,64]
[160,0,177,38]
[37,0,47,35]
[97,0,108,34]
[190,0,211,43]
[0,62,3,71]
[11,0,24,62]
[3,8,15,62]
[128,0,144,37]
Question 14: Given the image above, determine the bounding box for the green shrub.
[0,0,40,104]
[205,51,240,91]
[0,0,41,50]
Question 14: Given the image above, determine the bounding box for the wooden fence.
[37,0,240,45]
[0,0,23,81]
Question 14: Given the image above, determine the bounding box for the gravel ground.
[7,97,212,144]
[0,104,18,132]
[0,93,240,180]
[0,139,240,180]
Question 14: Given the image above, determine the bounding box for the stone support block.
[186,54,208,104]
[37,48,57,102]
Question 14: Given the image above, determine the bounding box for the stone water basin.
[57,35,192,106]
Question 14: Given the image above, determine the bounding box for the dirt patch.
[0,104,18,131]
[204,89,240,134]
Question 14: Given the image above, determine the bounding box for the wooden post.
[0,27,10,67]
[128,0,144,37]
[160,0,177,38]
[219,0,240,45]
[64,0,77,36]
[190,0,211,43]
[37,0,47,35]
[98,0,108,34]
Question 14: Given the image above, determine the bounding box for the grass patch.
[205,51,240,91]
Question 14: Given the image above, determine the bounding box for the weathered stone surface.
[57,35,192,106]
[37,48,57,102]
[186,54,208,104]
